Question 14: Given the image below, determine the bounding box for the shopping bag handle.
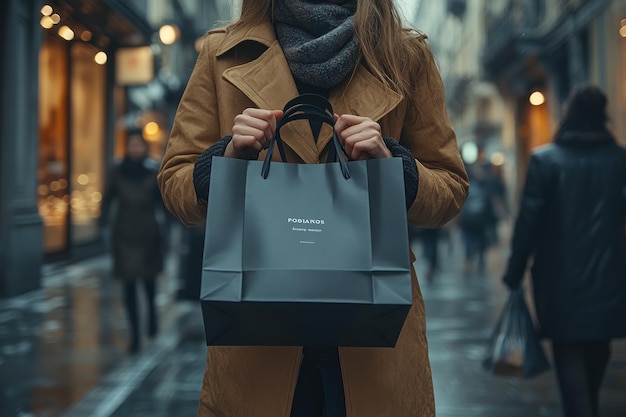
[261,94,350,180]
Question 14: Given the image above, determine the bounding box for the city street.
[2,226,625,417]
[2,1,626,417]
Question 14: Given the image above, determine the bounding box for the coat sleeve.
[400,40,469,227]
[157,34,222,226]
[502,152,550,288]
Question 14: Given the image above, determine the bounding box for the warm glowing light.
[50,13,61,24]
[58,25,74,41]
[620,26,626,38]
[94,51,108,65]
[490,152,506,167]
[41,5,53,16]
[159,24,180,45]
[40,16,54,29]
[50,181,61,192]
[529,91,545,106]
[92,192,102,203]
[143,121,160,138]
[77,174,89,186]
[38,185,49,196]
[621,18,626,27]
[80,30,92,41]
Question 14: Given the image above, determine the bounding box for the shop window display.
[70,42,105,245]
[38,38,105,254]
[38,40,69,253]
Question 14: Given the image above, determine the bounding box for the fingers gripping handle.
[261,94,350,180]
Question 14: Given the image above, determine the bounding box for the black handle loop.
[261,94,350,180]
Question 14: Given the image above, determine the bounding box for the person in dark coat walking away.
[100,128,166,354]
[502,84,626,417]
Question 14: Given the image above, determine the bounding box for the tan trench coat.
[158,18,468,417]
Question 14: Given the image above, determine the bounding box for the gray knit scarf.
[274,0,359,88]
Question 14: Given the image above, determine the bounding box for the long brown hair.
[232,0,431,101]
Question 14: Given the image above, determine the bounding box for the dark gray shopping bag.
[201,94,412,347]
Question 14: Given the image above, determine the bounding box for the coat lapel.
[220,22,320,164]
[219,20,404,163]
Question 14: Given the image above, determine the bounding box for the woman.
[101,129,165,354]
[502,84,626,417]
[158,1,468,416]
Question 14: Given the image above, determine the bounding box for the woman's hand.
[334,114,392,160]
[225,109,283,159]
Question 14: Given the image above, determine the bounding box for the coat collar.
[216,19,276,56]
[218,19,403,163]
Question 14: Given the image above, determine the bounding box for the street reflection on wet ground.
[1,227,625,417]
[0,257,128,417]
[0,255,183,417]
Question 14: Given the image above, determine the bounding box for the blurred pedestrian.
[458,163,495,274]
[420,227,441,283]
[100,128,166,354]
[502,84,626,417]
[157,0,469,416]
[484,162,508,246]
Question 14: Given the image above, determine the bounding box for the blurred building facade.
[412,0,626,197]
[413,1,506,161]
[0,0,231,297]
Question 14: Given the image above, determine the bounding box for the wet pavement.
[0,233,187,417]
[1,225,625,417]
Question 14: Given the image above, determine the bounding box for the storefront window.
[38,39,69,253]
[38,38,106,254]
[70,42,105,245]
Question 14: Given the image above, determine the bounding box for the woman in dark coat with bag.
[101,129,165,354]
[502,84,626,417]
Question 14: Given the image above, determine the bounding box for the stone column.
[0,0,43,297]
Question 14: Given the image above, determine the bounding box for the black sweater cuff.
[383,137,419,209]
[193,136,232,202]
